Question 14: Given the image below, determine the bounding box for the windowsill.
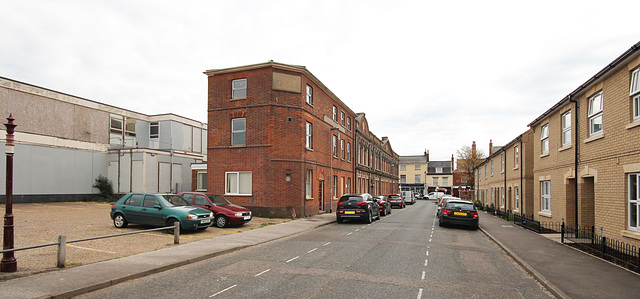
[230,97,246,101]
[584,133,604,144]
[305,197,314,201]
[230,145,246,148]
[225,194,252,196]
[621,229,640,241]
[306,102,314,107]
[539,152,549,158]
[558,145,572,152]
[538,211,552,218]
[625,119,640,130]
[513,166,519,170]
[306,147,314,152]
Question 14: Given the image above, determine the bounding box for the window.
[433,177,439,186]
[415,165,421,170]
[332,106,337,121]
[588,91,603,135]
[347,142,351,162]
[110,114,123,145]
[436,167,442,173]
[414,174,421,183]
[541,180,551,212]
[400,175,406,183]
[125,118,136,137]
[196,172,207,191]
[340,111,345,126]
[194,194,209,206]
[400,165,406,171]
[632,68,640,120]
[514,146,519,166]
[341,139,345,159]
[150,122,159,139]
[225,171,252,195]
[231,118,246,146]
[332,135,337,157]
[306,85,313,105]
[484,165,487,179]
[442,177,448,186]
[143,195,159,208]
[333,175,338,198]
[347,117,351,131]
[501,153,505,172]
[634,94,640,121]
[561,111,571,146]
[515,186,520,210]
[232,78,247,99]
[491,160,494,176]
[306,170,313,199]
[629,173,640,231]
[501,187,505,207]
[305,122,312,149]
[541,124,549,154]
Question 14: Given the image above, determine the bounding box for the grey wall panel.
[31,146,55,194]
[146,154,159,193]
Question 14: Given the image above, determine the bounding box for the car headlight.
[235,212,243,217]
[209,212,214,218]
[187,214,198,219]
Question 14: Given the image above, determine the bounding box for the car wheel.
[215,215,229,228]
[388,207,391,214]
[366,210,373,224]
[376,210,381,220]
[166,218,180,234]
[380,209,386,216]
[336,216,343,223]
[473,224,479,230]
[438,218,446,227]
[113,213,128,228]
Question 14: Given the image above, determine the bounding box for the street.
[77,200,551,298]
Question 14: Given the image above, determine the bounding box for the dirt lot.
[0,202,290,281]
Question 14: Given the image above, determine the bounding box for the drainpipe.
[569,95,579,228]
[520,138,523,217]
[504,151,507,216]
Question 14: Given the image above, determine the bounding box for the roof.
[400,155,427,164]
[428,161,451,168]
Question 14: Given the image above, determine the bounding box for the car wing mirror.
[154,205,162,210]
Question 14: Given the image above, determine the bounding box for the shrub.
[93,175,115,202]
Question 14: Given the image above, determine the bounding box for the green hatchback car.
[110,193,214,231]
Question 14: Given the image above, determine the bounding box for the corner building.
[205,62,398,217]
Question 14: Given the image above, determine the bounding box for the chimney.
[472,141,476,154]
[451,154,454,170]
[426,150,430,162]
[489,139,493,155]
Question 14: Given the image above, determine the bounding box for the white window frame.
[332,106,337,121]
[231,118,246,146]
[514,186,520,210]
[232,78,247,99]
[634,94,640,121]
[400,165,406,171]
[501,187,505,208]
[340,111,345,126]
[225,171,252,195]
[347,142,351,162]
[414,174,421,183]
[541,180,551,212]
[340,139,345,160]
[400,175,406,183]
[491,160,494,176]
[415,165,421,170]
[541,124,549,154]
[629,173,640,231]
[514,146,519,167]
[442,177,448,187]
[332,135,337,157]
[561,111,571,147]
[196,171,207,191]
[501,153,505,172]
[588,91,603,136]
[305,122,312,149]
[631,68,640,96]
[306,85,313,105]
[150,122,159,139]
[347,117,351,131]
[306,170,313,199]
[433,177,439,186]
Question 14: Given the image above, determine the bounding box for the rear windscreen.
[339,196,364,202]
[446,202,474,210]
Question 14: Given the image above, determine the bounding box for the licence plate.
[454,212,467,216]
[244,216,251,220]
[390,200,396,202]
[345,211,355,214]
[201,219,211,224]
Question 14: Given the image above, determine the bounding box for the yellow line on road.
[66,244,116,254]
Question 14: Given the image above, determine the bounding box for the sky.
[1,0,639,161]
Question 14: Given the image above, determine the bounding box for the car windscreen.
[388,195,401,199]
[339,196,364,203]
[159,195,190,207]
[446,202,474,210]
[208,194,231,205]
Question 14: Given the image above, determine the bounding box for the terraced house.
[476,41,640,247]
[204,62,398,218]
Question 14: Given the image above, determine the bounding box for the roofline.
[204,61,356,116]
[528,40,640,127]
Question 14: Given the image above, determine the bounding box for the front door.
[318,179,324,212]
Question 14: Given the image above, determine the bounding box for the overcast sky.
[1,0,639,161]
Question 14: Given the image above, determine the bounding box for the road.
[78,200,552,298]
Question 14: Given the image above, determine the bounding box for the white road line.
[424,259,428,267]
[417,288,423,299]
[426,251,429,256]
[347,232,353,236]
[286,256,299,263]
[421,271,426,280]
[254,269,271,277]
[355,229,360,232]
[429,238,432,242]
[324,242,331,246]
[308,248,318,253]
[209,284,237,297]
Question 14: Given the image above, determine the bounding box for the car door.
[122,193,144,224]
[141,195,165,226]
[193,194,214,213]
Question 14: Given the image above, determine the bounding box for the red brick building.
[204,62,398,217]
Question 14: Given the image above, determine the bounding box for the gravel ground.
[0,202,290,281]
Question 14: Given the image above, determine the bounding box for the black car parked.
[387,194,405,209]
[437,199,479,229]
[336,193,380,223]
[373,195,391,216]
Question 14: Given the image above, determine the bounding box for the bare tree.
[456,145,486,191]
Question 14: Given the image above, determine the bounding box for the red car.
[178,192,252,228]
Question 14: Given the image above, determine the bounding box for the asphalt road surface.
[78,200,552,298]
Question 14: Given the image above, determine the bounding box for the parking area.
[0,202,290,280]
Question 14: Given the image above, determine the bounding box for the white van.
[401,191,415,205]
[427,191,445,200]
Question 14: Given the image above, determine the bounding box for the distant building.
[399,150,454,195]
[0,76,207,203]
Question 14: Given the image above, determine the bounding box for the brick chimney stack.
[426,150,430,162]
[451,154,454,170]
[489,139,493,155]
[472,141,476,154]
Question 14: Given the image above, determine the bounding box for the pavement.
[1,207,639,298]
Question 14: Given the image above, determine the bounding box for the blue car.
[110,193,213,232]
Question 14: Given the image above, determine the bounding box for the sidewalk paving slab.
[479,211,640,299]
